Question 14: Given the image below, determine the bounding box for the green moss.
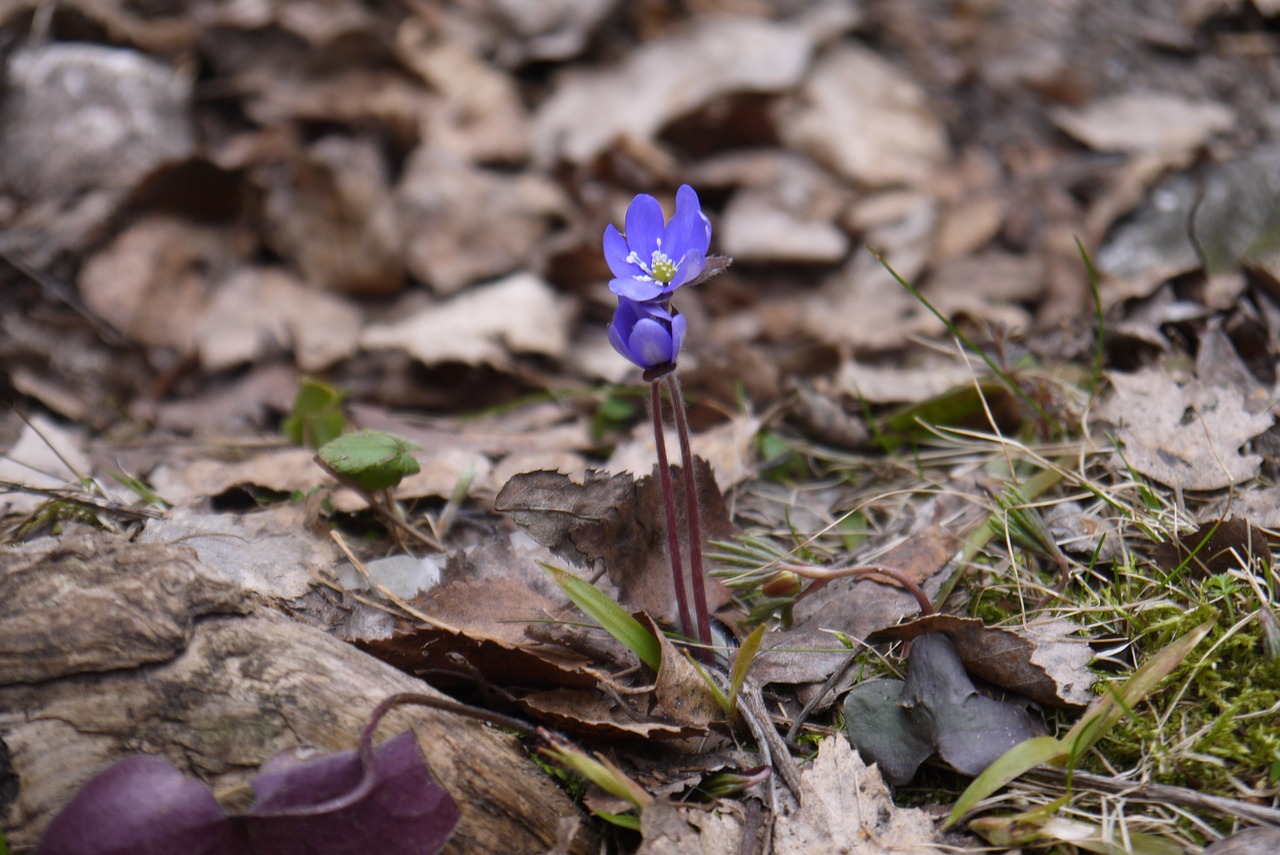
[1087,603,1280,796]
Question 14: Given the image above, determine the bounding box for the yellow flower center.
[650,250,676,283]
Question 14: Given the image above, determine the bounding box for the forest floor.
[4,1,1280,853]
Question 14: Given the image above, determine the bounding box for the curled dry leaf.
[638,614,721,730]
[515,690,704,743]
[867,614,1095,708]
[354,538,607,692]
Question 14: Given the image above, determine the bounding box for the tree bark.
[0,536,592,853]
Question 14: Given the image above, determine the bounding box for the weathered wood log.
[0,536,592,853]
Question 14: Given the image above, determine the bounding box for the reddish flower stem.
[651,380,694,642]
[780,562,935,616]
[665,374,714,662]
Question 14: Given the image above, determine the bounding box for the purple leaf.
[246,731,459,855]
[36,755,241,855]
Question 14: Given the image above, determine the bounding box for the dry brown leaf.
[261,136,404,296]
[1155,517,1272,576]
[835,357,984,405]
[78,216,253,353]
[330,446,492,513]
[150,448,324,506]
[1051,93,1234,153]
[361,272,570,366]
[720,189,848,263]
[532,10,852,165]
[1095,367,1273,490]
[194,267,362,371]
[776,44,948,188]
[395,149,568,294]
[924,250,1045,332]
[607,413,761,493]
[805,192,938,349]
[772,737,937,854]
[515,690,703,742]
[396,25,531,164]
[752,526,958,688]
[640,614,722,730]
[638,798,743,855]
[868,615,1095,708]
[495,460,736,627]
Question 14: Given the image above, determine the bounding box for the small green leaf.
[539,735,652,811]
[282,377,347,448]
[592,811,641,830]
[729,624,766,711]
[317,430,421,491]
[542,563,661,672]
[945,736,1068,828]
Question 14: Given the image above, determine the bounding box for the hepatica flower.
[608,297,686,374]
[604,184,711,303]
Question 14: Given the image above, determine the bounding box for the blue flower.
[604,185,711,303]
[608,297,687,374]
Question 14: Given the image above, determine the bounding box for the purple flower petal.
[670,310,687,356]
[628,317,674,368]
[624,194,664,259]
[608,277,665,302]
[602,225,634,279]
[669,249,708,289]
[663,185,711,263]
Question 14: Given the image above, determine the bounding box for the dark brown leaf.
[868,614,1094,708]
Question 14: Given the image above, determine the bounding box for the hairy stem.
[651,380,693,641]
[666,373,714,661]
[781,562,935,616]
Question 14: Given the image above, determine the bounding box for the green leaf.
[542,563,661,672]
[685,651,732,715]
[945,736,1068,828]
[282,377,347,448]
[317,430,421,491]
[729,624,766,712]
[592,811,641,830]
[539,736,652,811]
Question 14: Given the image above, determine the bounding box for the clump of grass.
[729,305,1280,847]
